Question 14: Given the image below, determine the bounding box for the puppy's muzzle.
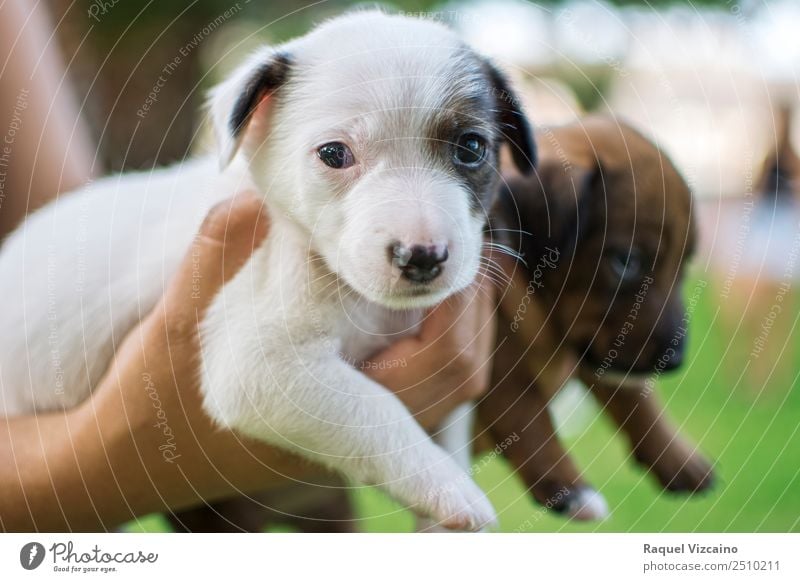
[390,242,448,283]
[654,331,685,372]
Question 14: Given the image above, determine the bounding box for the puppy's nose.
[655,306,686,372]
[659,335,685,371]
[390,242,448,283]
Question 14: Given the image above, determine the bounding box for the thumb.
[159,192,269,333]
[418,277,491,343]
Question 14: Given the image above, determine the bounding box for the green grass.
[126,274,800,533]
[351,274,800,532]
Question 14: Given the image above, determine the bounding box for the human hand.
[364,275,497,430]
[4,193,328,531]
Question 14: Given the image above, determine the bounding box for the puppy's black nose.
[654,310,687,372]
[659,336,685,371]
[390,243,448,283]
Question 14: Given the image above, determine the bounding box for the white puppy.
[0,11,534,530]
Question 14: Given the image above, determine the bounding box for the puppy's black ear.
[499,161,603,267]
[483,61,537,175]
[209,49,292,168]
[551,162,605,259]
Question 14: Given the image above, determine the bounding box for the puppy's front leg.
[416,403,476,531]
[480,335,609,521]
[580,369,715,493]
[202,338,495,531]
[433,403,475,471]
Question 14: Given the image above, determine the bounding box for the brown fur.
[482,116,714,517]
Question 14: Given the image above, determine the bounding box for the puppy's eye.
[317,142,355,169]
[453,133,487,167]
[606,247,644,284]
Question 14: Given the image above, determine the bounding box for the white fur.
[565,488,610,521]
[0,11,500,530]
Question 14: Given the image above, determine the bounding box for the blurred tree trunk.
[45,0,441,171]
[48,0,206,171]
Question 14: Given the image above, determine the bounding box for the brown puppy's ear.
[551,162,605,259]
[209,49,292,168]
[483,61,537,175]
[500,161,603,271]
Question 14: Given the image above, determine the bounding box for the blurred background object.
[18,0,800,532]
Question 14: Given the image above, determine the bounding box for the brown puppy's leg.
[581,371,714,493]
[479,335,608,520]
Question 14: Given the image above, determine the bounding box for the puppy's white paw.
[377,448,496,532]
[414,466,497,532]
[565,487,609,521]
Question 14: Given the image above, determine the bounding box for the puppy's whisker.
[310,272,338,287]
[326,280,350,301]
[312,270,340,287]
[478,265,509,283]
[477,263,512,288]
[485,227,532,236]
[478,273,509,291]
[471,274,498,298]
[302,254,327,268]
[480,260,509,277]
[317,280,341,297]
[317,278,348,302]
[478,257,512,282]
[481,241,526,266]
[479,257,511,280]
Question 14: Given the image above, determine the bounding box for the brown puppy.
[482,115,715,520]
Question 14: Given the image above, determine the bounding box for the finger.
[365,285,486,381]
[482,339,589,513]
[469,285,497,397]
[418,281,482,343]
[475,265,497,326]
[366,286,483,365]
[420,240,504,343]
[160,192,269,329]
[494,250,517,269]
[363,332,425,379]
